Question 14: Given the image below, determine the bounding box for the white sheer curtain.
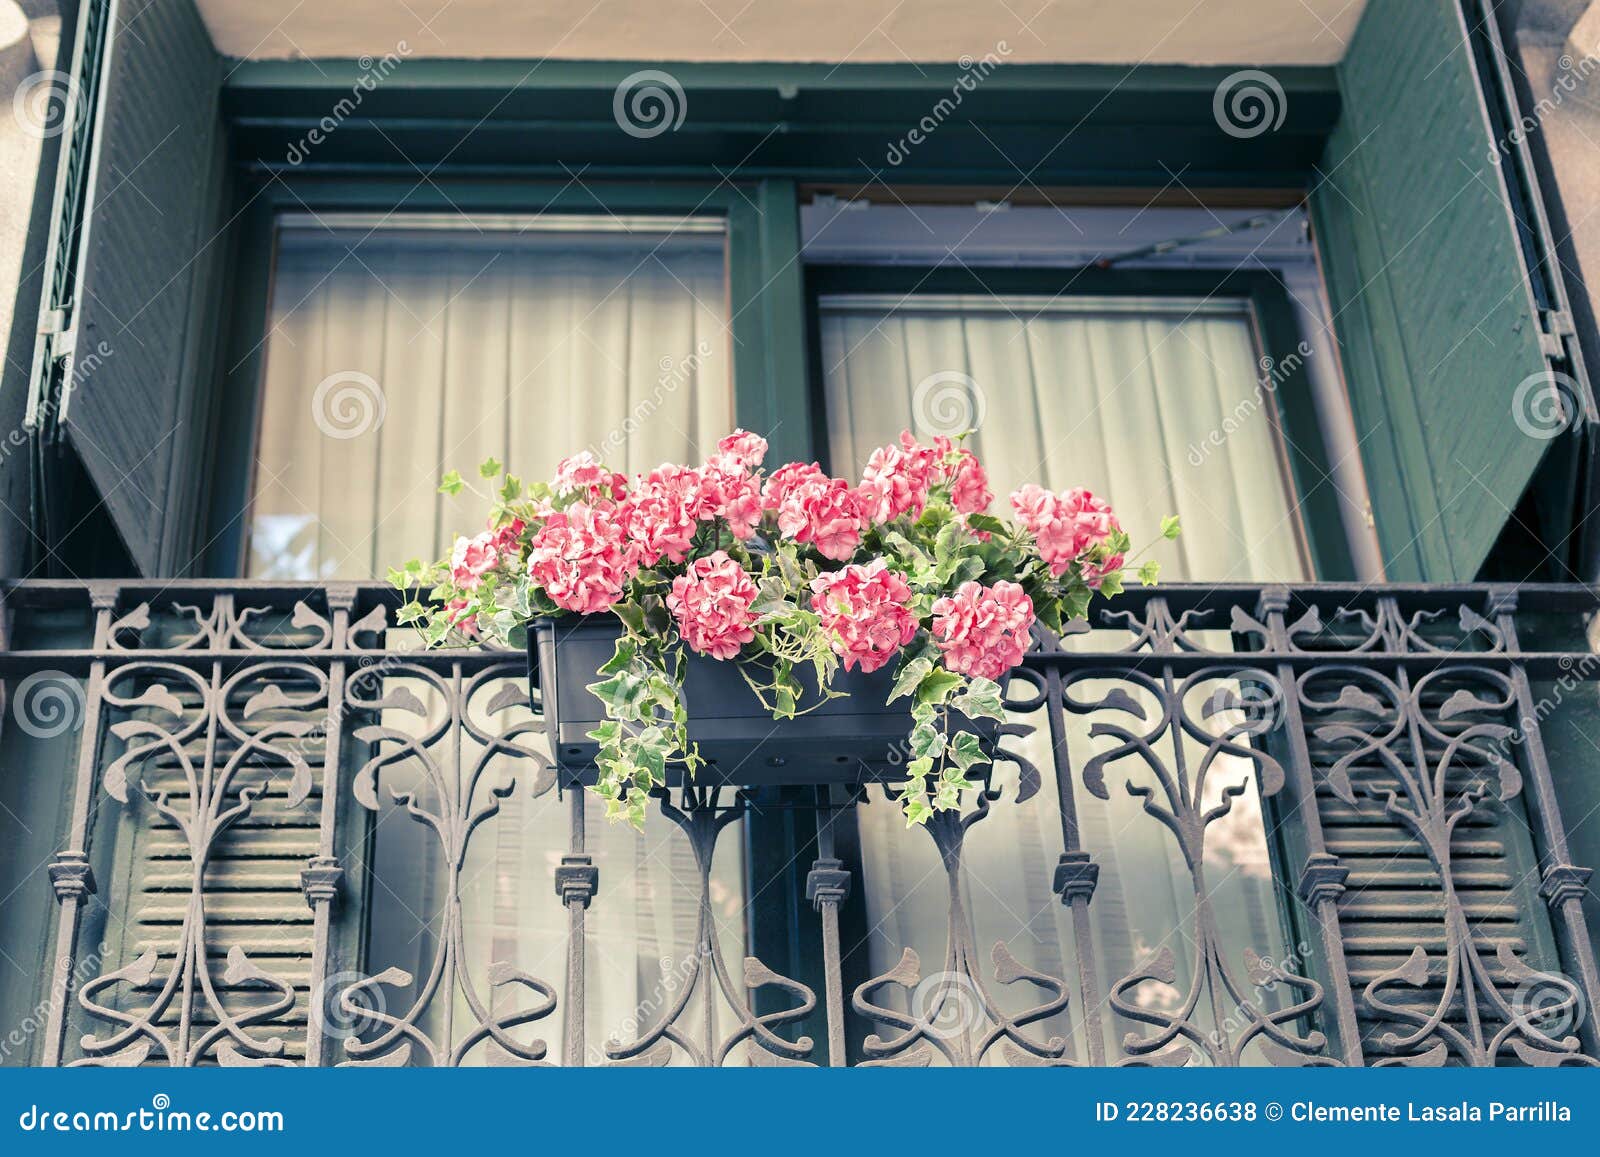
[249,217,731,580]
[821,293,1309,1063]
[255,216,738,1063]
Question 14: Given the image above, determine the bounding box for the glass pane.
[248,216,732,580]
[822,291,1303,1064]
[818,293,1309,583]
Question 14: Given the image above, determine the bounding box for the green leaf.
[598,638,637,675]
[479,457,502,479]
[915,668,964,707]
[1061,584,1092,622]
[965,513,1008,537]
[1138,560,1162,587]
[438,469,465,496]
[909,722,946,760]
[951,677,1004,721]
[1161,515,1182,540]
[1097,571,1125,599]
[902,794,933,827]
[889,656,934,704]
[948,730,992,773]
[613,602,647,635]
[499,474,522,502]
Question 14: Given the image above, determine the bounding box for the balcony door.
[808,272,1324,1062]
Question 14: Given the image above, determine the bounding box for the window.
[246,213,733,580]
[816,291,1309,582]
[802,207,1347,1059]
[220,189,1366,1064]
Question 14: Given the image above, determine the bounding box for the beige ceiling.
[195,0,1366,64]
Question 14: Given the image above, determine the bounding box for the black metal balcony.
[1,579,1597,1067]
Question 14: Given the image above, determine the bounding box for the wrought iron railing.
[1,579,1597,1067]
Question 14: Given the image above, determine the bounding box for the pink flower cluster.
[1009,484,1121,582]
[553,452,628,502]
[442,428,1124,686]
[858,431,992,523]
[526,503,638,614]
[448,519,526,591]
[766,463,865,561]
[668,551,759,660]
[809,560,919,673]
[931,580,1035,680]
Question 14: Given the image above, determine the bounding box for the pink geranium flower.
[490,517,526,557]
[702,455,764,540]
[668,550,759,660]
[931,580,1035,680]
[776,474,865,560]
[553,452,627,502]
[449,531,500,591]
[945,448,992,515]
[1010,484,1120,577]
[809,559,919,673]
[857,431,941,523]
[625,465,708,566]
[762,461,826,511]
[526,502,637,614]
[716,429,769,468]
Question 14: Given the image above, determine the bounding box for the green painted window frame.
[201,174,810,578]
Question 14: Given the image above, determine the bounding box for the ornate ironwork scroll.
[1306,664,1596,1066]
[1065,664,1336,1066]
[4,581,1596,1068]
[72,656,323,1066]
[331,662,560,1066]
[602,786,817,1067]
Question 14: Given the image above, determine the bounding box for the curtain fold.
[820,293,1309,1063]
[249,224,732,580]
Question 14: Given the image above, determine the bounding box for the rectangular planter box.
[531,617,989,788]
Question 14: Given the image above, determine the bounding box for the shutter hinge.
[37,308,69,336]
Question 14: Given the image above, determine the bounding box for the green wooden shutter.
[1312,0,1572,581]
[26,0,226,577]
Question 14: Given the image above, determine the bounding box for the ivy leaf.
[902,794,934,827]
[1161,515,1182,540]
[1061,584,1092,622]
[598,637,637,675]
[951,677,1004,721]
[916,668,965,707]
[1138,560,1162,587]
[889,656,934,704]
[948,730,991,773]
[438,469,465,496]
[613,602,647,635]
[479,457,502,478]
[909,721,946,760]
[499,474,522,502]
[1097,571,1125,599]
